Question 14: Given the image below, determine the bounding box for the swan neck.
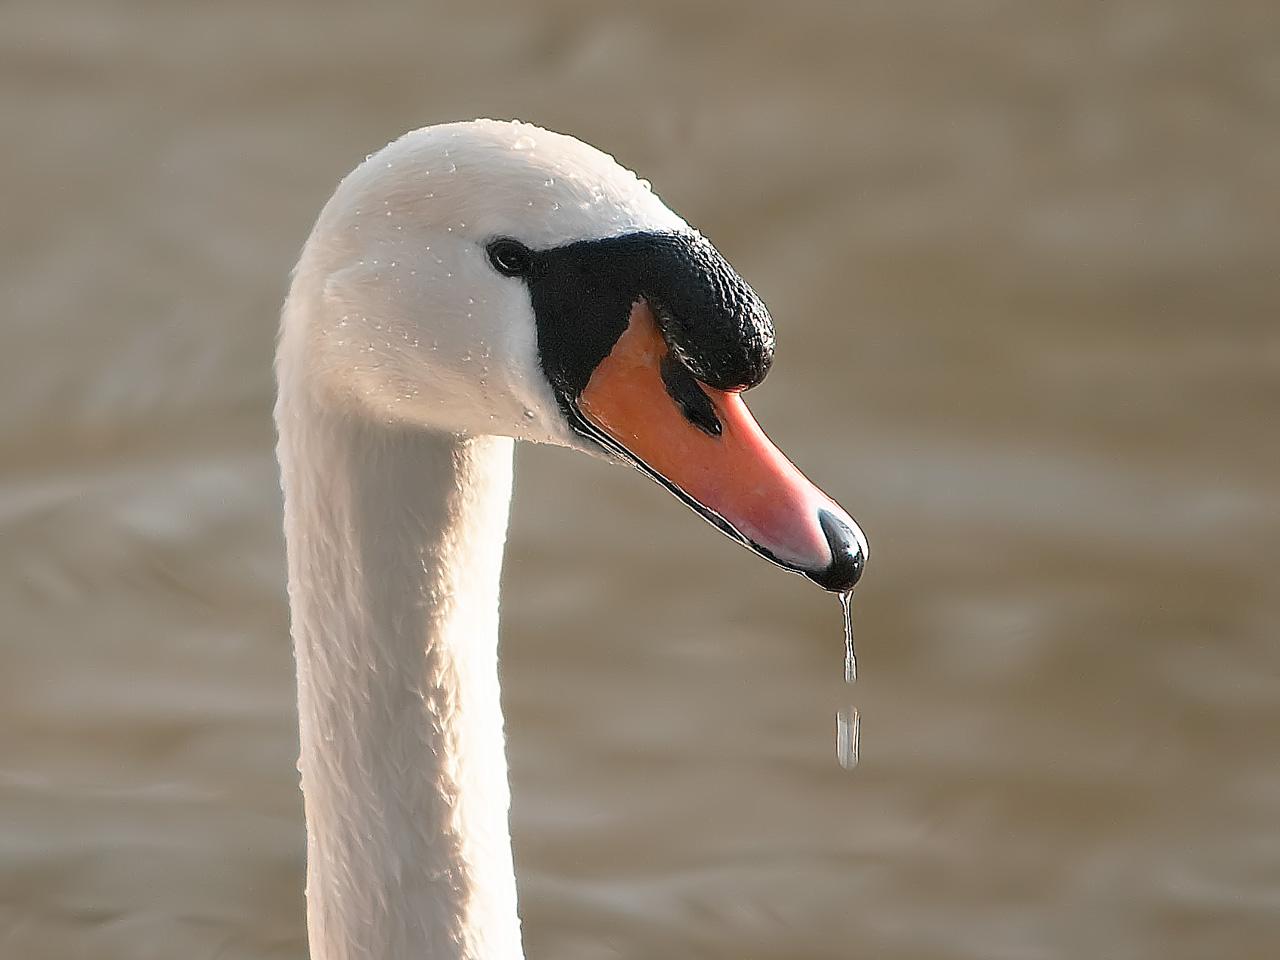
[278,398,521,960]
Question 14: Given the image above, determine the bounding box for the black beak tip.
[809,508,867,593]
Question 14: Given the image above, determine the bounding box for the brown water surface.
[3,2,1278,957]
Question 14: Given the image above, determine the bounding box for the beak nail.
[808,508,867,593]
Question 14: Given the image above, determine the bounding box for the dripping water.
[840,589,856,683]
[836,589,859,769]
[836,706,860,770]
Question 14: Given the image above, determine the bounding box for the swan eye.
[487,239,533,277]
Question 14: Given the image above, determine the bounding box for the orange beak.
[575,301,867,592]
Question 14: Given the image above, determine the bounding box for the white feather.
[276,120,687,960]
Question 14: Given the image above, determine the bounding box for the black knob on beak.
[808,508,867,593]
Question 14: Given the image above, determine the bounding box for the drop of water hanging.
[836,707,860,770]
[840,589,856,684]
[835,590,861,771]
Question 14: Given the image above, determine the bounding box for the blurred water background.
[2,2,1278,957]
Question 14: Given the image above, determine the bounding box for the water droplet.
[523,408,536,419]
[836,707,860,769]
[543,177,555,187]
[512,135,536,151]
[840,590,856,683]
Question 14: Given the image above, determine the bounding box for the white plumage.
[276,120,691,960]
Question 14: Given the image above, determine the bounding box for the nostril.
[810,508,867,593]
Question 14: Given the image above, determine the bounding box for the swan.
[274,119,867,960]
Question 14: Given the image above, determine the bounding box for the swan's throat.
[278,403,521,960]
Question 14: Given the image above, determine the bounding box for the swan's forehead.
[357,120,688,249]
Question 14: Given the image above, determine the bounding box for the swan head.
[284,120,866,592]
